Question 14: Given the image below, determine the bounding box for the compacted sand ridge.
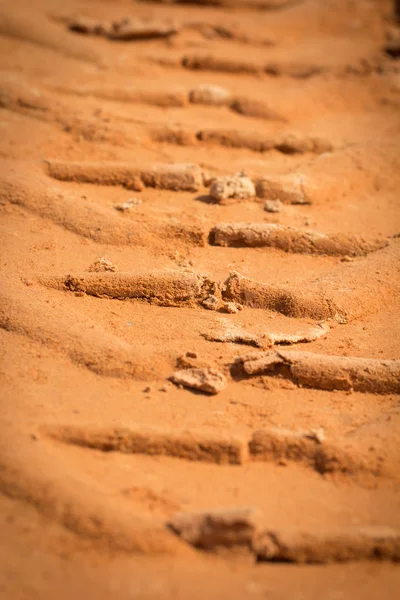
[1,0,400,598]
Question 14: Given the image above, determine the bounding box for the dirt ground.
[1,0,400,598]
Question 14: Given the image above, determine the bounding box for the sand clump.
[209,172,256,202]
[88,258,117,272]
[237,350,400,394]
[210,223,387,256]
[189,84,232,106]
[69,16,179,40]
[169,507,261,550]
[170,367,228,394]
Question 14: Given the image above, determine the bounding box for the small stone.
[256,175,310,205]
[189,84,232,106]
[341,255,354,262]
[202,295,221,311]
[264,199,282,213]
[143,386,152,393]
[186,351,198,359]
[168,506,262,549]
[222,301,242,314]
[115,198,142,212]
[88,257,117,272]
[209,172,256,203]
[170,367,227,395]
[334,313,348,325]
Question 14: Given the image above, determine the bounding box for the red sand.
[1,0,400,598]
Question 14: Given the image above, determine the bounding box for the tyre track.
[1,0,399,580]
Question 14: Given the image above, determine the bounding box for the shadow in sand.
[194,194,219,205]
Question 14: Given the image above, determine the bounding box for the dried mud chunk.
[168,507,261,550]
[170,367,227,394]
[108,18,178,40]
[197,129,331,154]
[203,326,261,348]
[256,175,310,204]
[46,160,204,192]
[188,84,232,106]
[197,128,275,152]
[88,258,117,272]
[209,173,256,202]
[239,350,400,394]
[205,323,328,349]
[264,199,282,213]
[264,62,326,78]
[182,55,260,74]
[249,427,325,465]
[202,295,221,310]
[266,323,329,345]
[55,271,214,307]
[141,163,204,191]
[276,134,332,154]
[247,427,383,477]
[254,527,400,563]
[49,425,248,464]
[221,301,242,313]
[69,16,178,40]
[115,198,143,212]
[151,127,196,146]
[210,223,387,257]
[230,96,283,121]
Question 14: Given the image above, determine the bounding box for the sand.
[1,0,400,598]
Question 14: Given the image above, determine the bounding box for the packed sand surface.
[1,0,400,597]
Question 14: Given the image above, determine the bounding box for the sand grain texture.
[1,0,400,598]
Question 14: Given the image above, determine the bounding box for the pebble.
[170,367,227,394]
[209,172,256,202]
[222,301,243,314]
[115,198,142,212]
[264,199,282,213]
[202,295,220,311]
[188,84,232,106]
[88,257,117,272]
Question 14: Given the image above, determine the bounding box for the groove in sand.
[0,285,152,379]
[0,162,205,247]
[223,244,400,319]
[0,429,185,555]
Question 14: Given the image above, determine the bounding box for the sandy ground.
[1,0,400,598]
